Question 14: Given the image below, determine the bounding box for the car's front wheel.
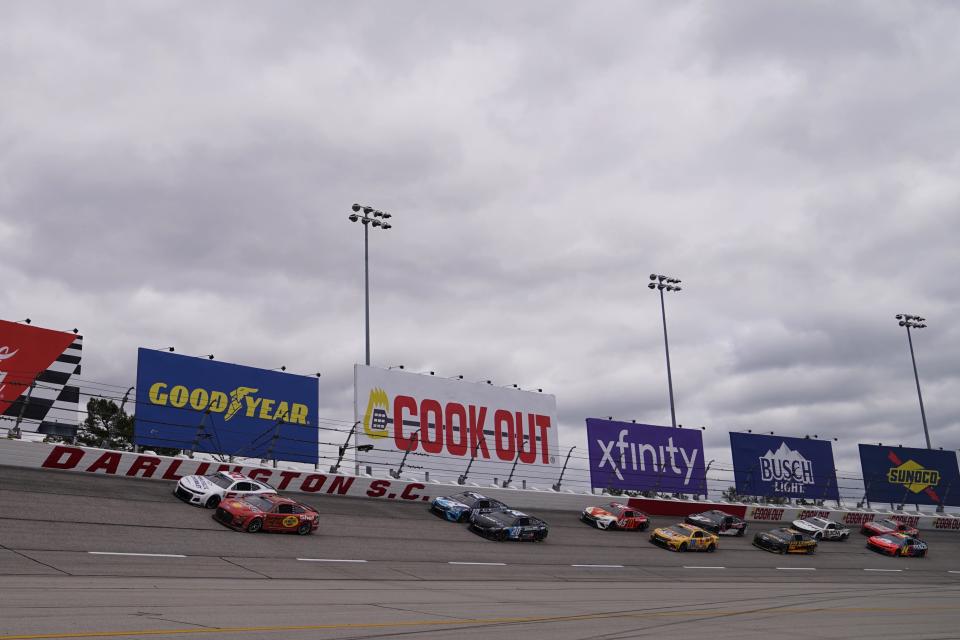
[706,544,716,553]
[205,495,220,509]
[297,521,312,536]
[678,542,688,552]
[495,530,507,542]
[246,518,263,533]
[736,527,745,537]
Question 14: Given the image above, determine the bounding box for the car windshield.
[239,496,275,511]
[877,534,903,544]
[207,473,233,489]
[876,519,896,528]
[664,526,689,536]
[453,493,480,507]
[810,518,830,527]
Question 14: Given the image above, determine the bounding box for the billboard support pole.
[330,421,361,474]
[390,429,420,479]
[552,446,576,492]
[102,386,134,448]
[10,381,36,439]
[187,410,211,459]
[502,447,523,488]
[457,439,481,485]
[264,418,284,468]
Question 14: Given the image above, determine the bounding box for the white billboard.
[354,365,559,486]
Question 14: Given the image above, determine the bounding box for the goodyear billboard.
[730,432,840,501]
[859,444,960,507]
[134,349,319,464]
[354,365,558,483]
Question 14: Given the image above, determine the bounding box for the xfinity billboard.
[730,432,840,501]
[354,365,559,484]
[586,419,707,495]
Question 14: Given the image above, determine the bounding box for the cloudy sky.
[3,1,959,495]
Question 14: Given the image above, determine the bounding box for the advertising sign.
[859,444,960,507]
[354,365,558,484]
[586,419,707,494]
[134,349,319,464]
[730,432,840,501]
[0,319,82,436]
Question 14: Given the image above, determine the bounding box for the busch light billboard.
[859,444,960,507]
[586,419,707,495]
[730,432,839,501]
[134,349,320,464]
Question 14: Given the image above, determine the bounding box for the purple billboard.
[586,419,708,495]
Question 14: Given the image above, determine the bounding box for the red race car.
[861,518,920,538]
[866,532,928,557]
[213,494,319,535]
[580,502,649,531]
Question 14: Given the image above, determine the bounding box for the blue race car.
[469,509,549,542]
[429,491,508,522]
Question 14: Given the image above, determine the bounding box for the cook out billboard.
[859,444,960,507]
[354,365,558,483]
[586,419,707,495]
[730,432,840,501]
[134,349,320,464]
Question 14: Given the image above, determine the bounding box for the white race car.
[174,471,276,508]
[790,517,850,541]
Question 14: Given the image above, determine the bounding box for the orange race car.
[580,502,649,531]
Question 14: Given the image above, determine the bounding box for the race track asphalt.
[1,466,958,640]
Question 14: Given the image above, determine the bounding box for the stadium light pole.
[349,204,393,366]
[896,314,931,449]
[648,273,682,428]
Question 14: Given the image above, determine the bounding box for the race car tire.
[246,518,263,533]
[495,531,507,542]
[297,522,312,536]
[678,542,688,552]
[640,523,649,531]
[736,528,745,537]
[841,534,849,541]
[813,532,822,541]
[919,550,927,558]
[205,495,221,509]
[706,544,716,553]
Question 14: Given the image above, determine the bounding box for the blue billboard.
[134,349,319,463]
[730,433,839,501]
[859,444,960,507]
[586,419,707,495]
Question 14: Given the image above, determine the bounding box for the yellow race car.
[649,523,719,552]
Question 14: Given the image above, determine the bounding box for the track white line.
[88,552,187,558]
[297,558,367,563]
[448,561,507,566]
[683,566,725,569]
[571,564,624,568]
[948,570,960,574]
[864,568,902,572]
[776,567,816,571]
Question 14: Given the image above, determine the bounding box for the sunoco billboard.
[730,432,840,501]
[134,349,319,464]
[859,444,960,507]
[354,365,558,483]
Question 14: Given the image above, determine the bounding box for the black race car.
[685,510,747,536]
[469,509,548,542]
[753,528,817,554]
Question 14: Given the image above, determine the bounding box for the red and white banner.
[0,319,82,436]
[354,365,559,484]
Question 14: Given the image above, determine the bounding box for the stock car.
[469,509,548,542]
[861,518,920,538]
[213,494,319,535]
[753,528,817,554]
[790,517,850,541]
[649,523,719,552]
[174,471,277,508]
[430,491,509,522]
[580,502,649,531]
[684,510,747,536]
[866,532,928,557]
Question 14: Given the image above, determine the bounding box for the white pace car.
[790,517,850,541]
[174,471,276,508]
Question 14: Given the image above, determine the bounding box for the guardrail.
[2,439,958,531]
